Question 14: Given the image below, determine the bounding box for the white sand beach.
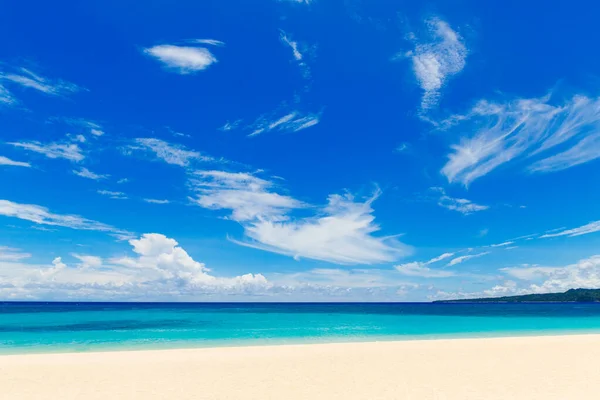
[1,335,600,399]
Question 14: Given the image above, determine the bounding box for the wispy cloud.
[248,110,321,136]
[97,190,128,200]
[442,94,600,185]
[129,138,212,167]
[541,220,600,238]
[144,43,220,74]
[0,156,30,168]
[0,246,31,261]
[0,67,82,97]
[0,199,132,239]
[490,241,515,247]
[219,120,242,132]
[58,117,105,136]
[446,251,489,267]
[431,187,489,214]
[403,18,467,111]
[186,39,225,47]
[73,167,109,180]
[191,171,409,264]
[395,262,455,278]
[190,170,304,222]
[0,84,16,105]
[395,252,456,278]
[9,140,84,162]
[143,199,170,204]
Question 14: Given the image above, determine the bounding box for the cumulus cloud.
[435,255,600,301]
[73,167,109,180]
[441,94,600,185]
[0,199,132,239]
[404,18,467,111]
[129,138,212,167]
[0,234,421,301]
[0,67,82,97]
[0,156,30,168]
[191,171,409,265]
[430,187,489,214]
[144,44,219,74]
[0,233,269,300]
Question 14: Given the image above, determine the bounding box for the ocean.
[2,302,600,354]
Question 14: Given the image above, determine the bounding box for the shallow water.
[2,302,600,354]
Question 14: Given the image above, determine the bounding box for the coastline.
[2,334,600,399]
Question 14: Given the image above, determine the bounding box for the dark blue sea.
[2,302,600,354]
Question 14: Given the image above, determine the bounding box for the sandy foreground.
[2,335,600,400]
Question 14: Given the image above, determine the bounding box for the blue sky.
[2,0,600,301]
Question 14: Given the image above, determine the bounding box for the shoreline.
[3,328,600,356]
[2,334,600,399]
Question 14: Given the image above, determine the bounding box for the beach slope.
[1,335,599,399]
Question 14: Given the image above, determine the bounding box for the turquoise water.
[2,302,600,354]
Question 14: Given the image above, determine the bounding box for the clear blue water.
[2,302,600,354]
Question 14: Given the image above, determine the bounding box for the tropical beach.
[2,335,599,399]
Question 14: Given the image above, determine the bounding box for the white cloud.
[394,252,455,278]
[0,84,16,105]
[0,199,132,239]
[191,171,410,265]
[0,246,31,261]
[446,252,489,266]
[431,187,488,214]
[280,31,303,61]
[97,190,128,200]
[395,261,455,278]
[248,110,320,136]
[117,178,129,184]
[144,45,218,74]
[0,234,417,301]
[58,117,105,136]
[405,18,467,111]
[219,120,242,132]
[0,67,82,97]
[490,241,515,247]
[143,199,170,204]
[130,138,212,167]
[73,167,109,180]
[236,191,411,265]
[428,252,455,263]
[71,254,102,269]
[190,170,304,222]
[9,140,84,162]
[0,156,30,168]
[441,94,600,185]
[187,39,225,47]
[541,220,600,238]
[439,255,600,301]
[0,233,270,300]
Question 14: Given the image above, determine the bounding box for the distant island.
[435,288,600,303]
